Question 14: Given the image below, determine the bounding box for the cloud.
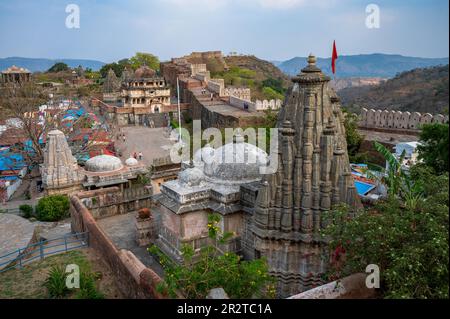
[258,0,306,9]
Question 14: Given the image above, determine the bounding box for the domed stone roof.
[134,65,156,79]
[125,157,139,166]
[193,144,215,166]
[179,167,205,187]
[202,136,269,183]
[85,155,123,172]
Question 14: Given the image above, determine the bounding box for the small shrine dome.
[85,155,123,172]
[125,157,139,166]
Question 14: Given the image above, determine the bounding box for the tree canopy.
[48,62,70,73]
[129,52,160,71]
[417,123,449,174]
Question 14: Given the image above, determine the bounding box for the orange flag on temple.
[332,40,338,74]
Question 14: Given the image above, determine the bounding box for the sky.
[0,0,448,63]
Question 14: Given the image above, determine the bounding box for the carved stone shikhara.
[41,129,84,195]
[248,55,362,297]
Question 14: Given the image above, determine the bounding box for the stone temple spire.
[41,130,83,195]
[103,68,121,93]
[251,54,362,297]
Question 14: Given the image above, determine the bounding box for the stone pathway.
[0,214,35,264]
[97,212,164,277]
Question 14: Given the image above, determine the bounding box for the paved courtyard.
[114,127,176,167]
[97,212,164,277]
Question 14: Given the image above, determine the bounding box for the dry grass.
[0,248,123,299]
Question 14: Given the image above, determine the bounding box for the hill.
[277,54,449,78]
[338,65,449,114]
[0,57,106,72]
[211,55,291,100]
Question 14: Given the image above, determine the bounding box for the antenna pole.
[176,77,182,142]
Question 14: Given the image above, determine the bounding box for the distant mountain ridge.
[339,64,449,114]
[0,57,106,72]
[277,54,449,78]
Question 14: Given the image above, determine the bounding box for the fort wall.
[70,188,166,299]
[358,108,448,131]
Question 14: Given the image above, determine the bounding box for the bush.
[322,171,449,299]
[149,213,276,299]
[76,273,104,299]
[44,265,69,298]
[36,195,70,222]
[19,204,34,218]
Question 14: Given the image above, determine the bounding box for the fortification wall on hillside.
[358,108,448,131]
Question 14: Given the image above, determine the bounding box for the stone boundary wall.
[70,188,166,299]
[207,79,225,96]
[255,99,282,111]
[229,96,282,112]
[358,108,448,131]
[224,87,251,101]
[190,64,207,76]
[287,273,378,299]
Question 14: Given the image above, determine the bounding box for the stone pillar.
[135,208,155,247]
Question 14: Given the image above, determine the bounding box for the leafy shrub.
[36,195,70,221]
[76,272,104,299]
[322,171,449,299]
[19,204,34,218]
[149,213,276,299]
[262,87,284,100]
[44,265,69,298]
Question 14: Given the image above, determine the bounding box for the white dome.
[202,138,268,183]
[179,167,205,187]
[125,157,139,166]
[85,155,123,172]
[193,144,215,166]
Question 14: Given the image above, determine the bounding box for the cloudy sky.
[0,0,448,62]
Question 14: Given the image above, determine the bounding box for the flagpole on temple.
[176,77,182,143]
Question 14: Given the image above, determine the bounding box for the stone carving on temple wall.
[358,108,448,130]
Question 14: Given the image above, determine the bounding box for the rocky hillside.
[338,65,449,114]
[215,55,291,100]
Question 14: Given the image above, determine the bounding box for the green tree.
[262,78,285,95]
[262,87,284,100]
[343,110,365,162]
[36,195,70,221]
[129,52,160,71]
[371,141,408,198]
[48,62,69,73]
[322,171,449,299]
[149,213,276,298]
[417,123,449,174]
[99,63,123,78]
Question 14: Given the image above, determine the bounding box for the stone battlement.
[358,108,448,131]
[229,95,282,112]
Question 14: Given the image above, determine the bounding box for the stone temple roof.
[2,65,31,74]
[85,155,123,172]
[203,136,269,184]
